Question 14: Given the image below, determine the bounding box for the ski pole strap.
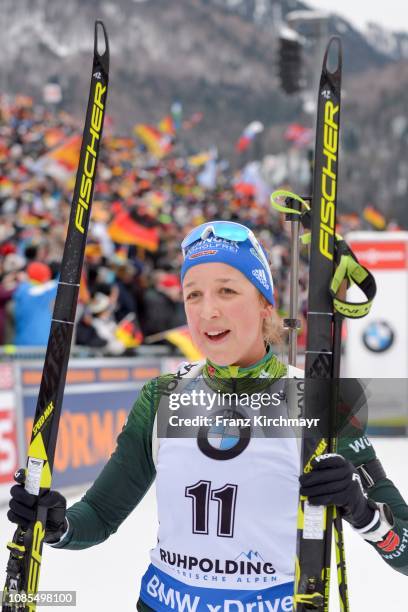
[330,239,377,318]
[357,458,387,491]
[270,190,336,245]
[270,189,377,318]
[270,190,310,216]
[270,190,314,245]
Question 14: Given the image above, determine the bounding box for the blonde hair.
[258,293,284,345]
[263,309,284,345]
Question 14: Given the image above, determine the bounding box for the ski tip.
[323,36,342,77]
[94,21,110,63]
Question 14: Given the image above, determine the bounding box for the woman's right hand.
[8,468,68,544]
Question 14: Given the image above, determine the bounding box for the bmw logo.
[197,409,250,460]
[362,321,394,353]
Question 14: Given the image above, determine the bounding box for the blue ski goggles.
[181,221,274,304]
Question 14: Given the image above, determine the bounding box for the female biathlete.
[9,221,408,611]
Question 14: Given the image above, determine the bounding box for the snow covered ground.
[0,438,406,611]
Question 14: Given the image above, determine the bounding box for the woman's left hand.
[299,453,377,529]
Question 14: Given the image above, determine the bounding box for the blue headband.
[180,236,274,305]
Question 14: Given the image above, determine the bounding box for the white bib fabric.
[140,364,303,611]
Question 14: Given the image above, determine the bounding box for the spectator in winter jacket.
[13,262,57,346]
[0,254,26,344]
[141,272,186,336]
[76,292,126,356]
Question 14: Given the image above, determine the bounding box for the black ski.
[293,37,348,611]
[2,22,109,612]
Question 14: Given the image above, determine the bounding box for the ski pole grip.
[285,197,302,222]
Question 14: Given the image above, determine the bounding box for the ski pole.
[286,197,301,367]
[291,36,349,611]
[2,22,109,612]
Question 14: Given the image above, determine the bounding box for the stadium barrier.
[0,349,176,503]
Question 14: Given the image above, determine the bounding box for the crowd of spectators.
[0,95,375,355]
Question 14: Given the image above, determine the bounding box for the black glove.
[299,453,377,529]
[8,468,68,544]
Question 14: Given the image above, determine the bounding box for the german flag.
[47,134,81,171]
[79,269,91,304]
[363,206,386,230]
[106,137,135,150]
[134,124,172,158]
[158,115,176,136]
[187,151,212,167]
[116,314,143,348]
[44,128,66,148]
[0,177,14,193]
[164,326,203,361]
[108,211,159,251]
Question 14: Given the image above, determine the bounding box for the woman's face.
[183,262,272,367]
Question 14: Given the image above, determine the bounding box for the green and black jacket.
[54,352,408,577]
